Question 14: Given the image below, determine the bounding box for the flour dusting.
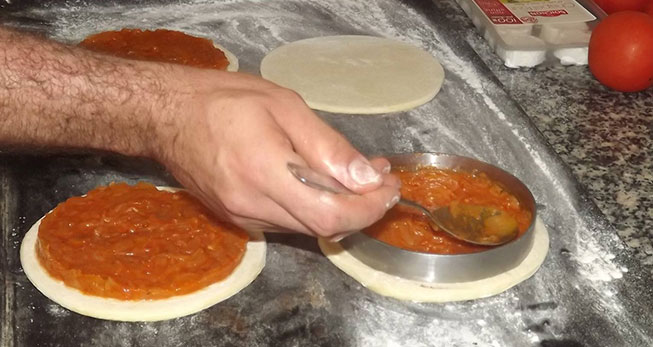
[46,304,70,318]
[5,0,650,345]
[571,234,626,282]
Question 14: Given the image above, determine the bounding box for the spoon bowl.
[401,199,519,246]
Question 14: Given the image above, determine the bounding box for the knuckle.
[320,135,350,161]
[271,88,305,105]
[385,174,401,188]
[210,90,267,111]
[370,205,387,223]
[310,213,345,237]
[220,191,252,217]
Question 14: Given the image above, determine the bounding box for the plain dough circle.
[20,187,265,322]
[260,35,445,114]
[318,217,549,302]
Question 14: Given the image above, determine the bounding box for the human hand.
[153,69,401,239]
[0,26,398,239]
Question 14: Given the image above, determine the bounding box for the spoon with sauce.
[288,163,519,246]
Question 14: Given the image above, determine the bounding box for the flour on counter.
[6,1,650,345]
[46,304,70,318]
[570,222,628,282]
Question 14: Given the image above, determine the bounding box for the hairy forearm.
[0,27,179,157]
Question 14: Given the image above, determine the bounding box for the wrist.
[145,67,235,164]
[90,60,180,159]
[144,65,200,164]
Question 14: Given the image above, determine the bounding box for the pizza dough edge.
[318,217,550,302]
[214,42,239,72]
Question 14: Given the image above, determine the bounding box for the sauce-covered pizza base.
[80,28,238,71]
[20,186,266,321]
[37,183,249,300]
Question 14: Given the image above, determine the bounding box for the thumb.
[302,130,385,193]
[328,154,385,193]
[322,154,392,193]
[282,121,385,194]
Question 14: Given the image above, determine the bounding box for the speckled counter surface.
[480,57,653,272]
[443,4,653,272]
[1,0,653,346]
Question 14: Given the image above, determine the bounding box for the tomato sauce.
[79,29,230,70]
[36,182,248,300]
[364,167,532,254]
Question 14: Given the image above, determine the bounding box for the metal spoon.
[287,162,518,246]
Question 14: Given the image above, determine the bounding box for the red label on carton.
[529,9,569,17]
[473,0,523,24]
[470,0,595,25]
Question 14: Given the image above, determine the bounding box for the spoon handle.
[394,198,432,216]
[287,162,352,194]
[288,162,422,212]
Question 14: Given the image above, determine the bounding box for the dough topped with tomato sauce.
[79,28,230,70]
[36,182,248,300]
[364,167,532,254]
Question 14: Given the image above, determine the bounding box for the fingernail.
[348,158,381,186]
[382,163,391,174]
[385,195,400,209]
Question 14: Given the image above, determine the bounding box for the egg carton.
[456,0,606,68]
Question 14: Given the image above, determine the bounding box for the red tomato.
[594,0,650,14]
[589,11,653,92]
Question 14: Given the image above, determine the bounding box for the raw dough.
[318,217,549,302]
[217,43,239,72]
[260,35,444,114]
[20,187,265,322]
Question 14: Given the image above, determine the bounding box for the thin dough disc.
[260,35,445,114]
[318,217,549,302]
[20,187,265,322]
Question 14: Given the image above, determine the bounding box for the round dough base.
[318,217,549,302]
[260,35,444,114]
[20,187,264,322]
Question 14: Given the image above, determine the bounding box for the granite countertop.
[446,5,653,273]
